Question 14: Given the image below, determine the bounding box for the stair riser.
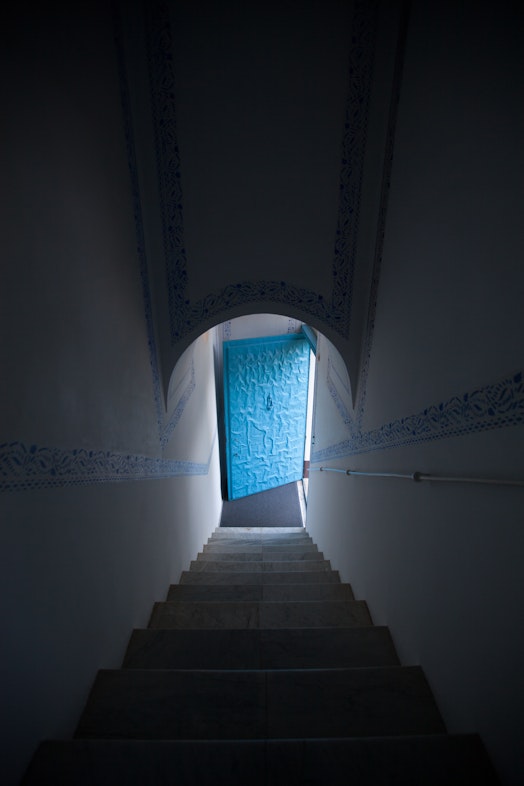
[123,627,400,670]
[207,539,313,549]
[203,544,318,553]
[213,528,306,535]
[189,560,332,572]
[209,538,311,545]
[23,736,500,786]
[149,600,372,630]
[166,584,354,602]
[179,571,341,585]
[196,552,325,562]
[75,667,445,740]
[21,529,501,784]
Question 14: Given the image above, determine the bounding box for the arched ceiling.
[117,0,408,405]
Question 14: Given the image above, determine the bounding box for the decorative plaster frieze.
[326,356,355,433]
[145,0,378,345]
[312,371,524,462]
[114,0,197,454]
[0,3,205,495]
[160,356,196,449]
[0,432,217,493]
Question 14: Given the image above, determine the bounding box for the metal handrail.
[309,466,524,487]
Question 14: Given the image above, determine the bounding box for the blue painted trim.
[224,333,308,351]
[114,0,197,454]
[144,0,189,345]
[326,356,354,432]
[161,356,196,449]
[0,4,210,494]
[145,0,378,344]
[301,325,318,355]
[0,432,217,493]
[312,371,524,462]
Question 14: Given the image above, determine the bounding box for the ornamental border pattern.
[312,4,524,463]
[354,0,411,431]
[160,356,196,448]
[0,432,217,493]
[113,0,164,442]
[146,0,378,345]
[326,356,354,432]
[114,0,197,455]
[311,371,524,462]
[0,3,201,494]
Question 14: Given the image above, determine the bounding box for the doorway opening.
[214,314,318,528]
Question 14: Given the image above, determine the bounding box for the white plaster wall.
[0,6,222,784]
[307,2,524,784]
[0,476,221,785]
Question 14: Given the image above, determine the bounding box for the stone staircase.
[23,526,500,784]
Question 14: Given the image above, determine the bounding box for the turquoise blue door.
[223,334,311,500]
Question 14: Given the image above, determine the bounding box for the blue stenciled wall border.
[312,371,524,462]
[0,2,200,494]
[113,0,165,443]
[308,2,524,462]
[145,0,378,345]
[0,432,217,493]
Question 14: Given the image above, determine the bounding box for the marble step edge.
[148,599,372,630]
[166,583,355,601]
[122,626,400,670]
[22,735,501,786]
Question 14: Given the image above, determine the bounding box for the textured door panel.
[224,335,310,500]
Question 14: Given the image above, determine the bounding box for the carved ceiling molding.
[144,0,378,346]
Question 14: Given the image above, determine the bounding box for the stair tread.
[23,526,499,783]
[179,570,341,584]
[196,551,325,561]
[188,559,333,572]
[149,599,372,629]
[23,736,501,786]
[213,527,307,534]
[166,583,354,602]
[203,543,319,552]
[123,626,400,670]
[74,666,446,740]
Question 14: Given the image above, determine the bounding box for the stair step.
[123,626,400,670]
[74,667,446,740]
[22,735,501,786]
[179,570,341,585]
[149,600,372,629]
[202,543,319,553]
[166,583,354,602]
[209,537,312,546]
[21,523,500,783]
[196,550,325,562]
[207,538,314,549]
[211,528,311,535]
[188,559,332,572]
